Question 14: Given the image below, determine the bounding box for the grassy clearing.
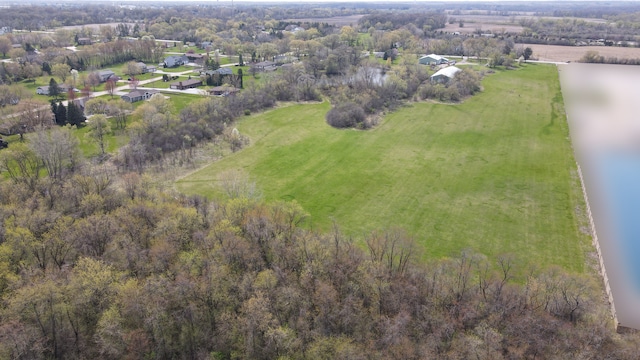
[73,120,130,158]
[141,78,182,89]
[160,65,196,73]
[161,92,203,112]
[176,64,589,272]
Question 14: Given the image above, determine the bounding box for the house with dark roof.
[208,86,240,97]
[185,53,204,61]
[70,97,89,111]
[77,38,92,46]
[170,78,202,90]
[121,89,160,103]
[98,70,117,82]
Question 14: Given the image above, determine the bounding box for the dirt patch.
[530,44,640,62]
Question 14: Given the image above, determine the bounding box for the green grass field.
[160,65,195,73]
[73,119,130,158]
[176,64,589,272]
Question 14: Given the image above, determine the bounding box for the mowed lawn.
[177,64,589,272]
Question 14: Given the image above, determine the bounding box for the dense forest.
[0,158,638,359]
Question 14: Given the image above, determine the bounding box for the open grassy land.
[177,64,589,272]
[74,119,130,158]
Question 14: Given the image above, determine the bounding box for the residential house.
[36,84,73,95]
[136,62,148,73]
[163,55,189,68]
[430,66,461,84]
[201,68,233,76]
[70,97,89,111]
[419,54,449,66]
[251,61,277,72]
[200,41,212,49]
[185,53,204,61]
[121,89,159,103]
[77,37,92,45]
[157,40,180,48]
[98,70,117,82]
[170,78,202,90]
[0,27,11,35]
[208,86,240,97]
[133,62,156,74]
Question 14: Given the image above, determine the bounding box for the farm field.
[441,13,607,35]
[177,64,589,272]
[530,44,640,62]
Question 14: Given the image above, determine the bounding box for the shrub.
[326,102,367,129]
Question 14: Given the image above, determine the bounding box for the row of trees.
[50,102,85,128]
[580,50,640,65]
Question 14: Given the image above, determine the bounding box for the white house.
[430,66,461,84]
[163,55,189,68]
[419,54,449,66]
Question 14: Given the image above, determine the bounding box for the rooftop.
[431,66,461,79]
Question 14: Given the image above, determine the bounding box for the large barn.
[430,66,461,84]
[419,54,449,66]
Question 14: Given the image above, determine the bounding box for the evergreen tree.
[66,102,84,127]
[54,101,67,126]
[238,68,243,89]
[42,62,51,75]
[50,101,57,121]
[48,78,60,100]
[206,58,220,71]
[239,53,244,66]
